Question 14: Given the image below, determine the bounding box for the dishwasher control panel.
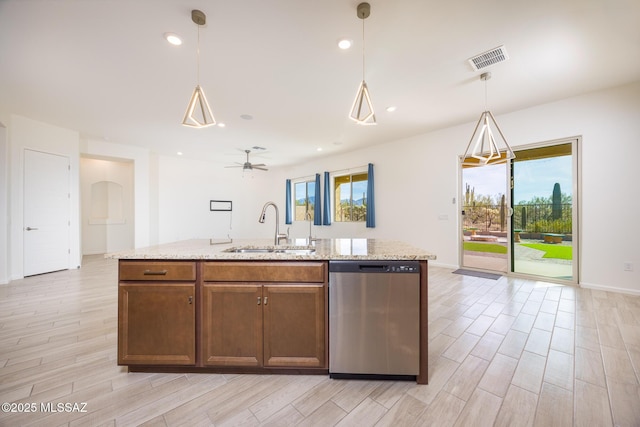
[329,260,420,274]
[389,265,418,273]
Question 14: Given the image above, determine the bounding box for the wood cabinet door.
[201,284,263,367]
[118,283,195,365]
[263,284,326,368]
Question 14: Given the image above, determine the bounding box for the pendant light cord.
[361,16,366,81]
[484,76,488,111]
[196,23,201,85]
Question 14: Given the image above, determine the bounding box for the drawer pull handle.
[264,296,268,305]
[257,297,261,305]
[143,270,168,276]
[188,296,193,304]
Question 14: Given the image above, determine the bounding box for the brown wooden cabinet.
[117,259,328,372]
[201,261,327,369]
[263,284,325,368]
[118,261,196,366]
[201,283,263,367]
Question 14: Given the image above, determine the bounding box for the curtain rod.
[289,173,317,182]
[327,164,369,175]
[290,164,370,181]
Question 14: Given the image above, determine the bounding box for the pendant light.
[461,72,515,166]
[349,2,376,125]
[182,9,216,128]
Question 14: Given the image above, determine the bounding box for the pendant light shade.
[182,10,216,128]
[350,80,375,125]
[183,85,215,128]
[349,3,376,125]
[462,72,514,166]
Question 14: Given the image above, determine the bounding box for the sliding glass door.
[460,138,579,283]
[461,162,509,273]
[511,141,577,281]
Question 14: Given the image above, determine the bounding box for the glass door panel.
[461,162,509,272]
[511,142,576,281]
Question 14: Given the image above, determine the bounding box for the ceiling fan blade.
[253,166,268,171]
[251,163,266,167]
[224,165,243,168]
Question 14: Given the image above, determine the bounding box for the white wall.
[275,81,640,294]
[80,139,152,248]
[80,157,134,254]
[0,122,8,284]
[8,115,81,280]
[156,155,278,243]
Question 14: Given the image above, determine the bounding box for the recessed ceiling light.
[163,32,182,46]
[337,38,353,50]
[317,147,323,152]
[217,122,226,128]
[385,106,397,112]
[177,151,183,156]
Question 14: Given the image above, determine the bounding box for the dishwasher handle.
[358,264,389,272]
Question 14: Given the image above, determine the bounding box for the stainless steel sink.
[224,247,315,255]
[274,249,316,254]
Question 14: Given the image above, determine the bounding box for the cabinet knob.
[188,296,193,304]
[264,296,268,305]
[257,297,261,305]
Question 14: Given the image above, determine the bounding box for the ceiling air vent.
[468,45,509,71]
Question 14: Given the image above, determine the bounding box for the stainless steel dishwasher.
[329,260,420,380]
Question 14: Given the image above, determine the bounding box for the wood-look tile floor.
[1,255,639,426]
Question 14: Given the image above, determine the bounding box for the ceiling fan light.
[182,85,216,128]
[349,80,376,125]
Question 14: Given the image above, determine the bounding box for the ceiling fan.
[225,149,268,171]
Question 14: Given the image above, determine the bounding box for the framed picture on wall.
[210,200,232,211]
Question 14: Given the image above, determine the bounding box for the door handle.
[257,297,261,305]
[264,296,268,306]
[25,227,39,231]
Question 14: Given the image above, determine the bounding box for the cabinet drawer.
[203,262,326,283]
[119,261,196,281]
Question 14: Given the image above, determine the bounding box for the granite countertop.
[106,238,436,261]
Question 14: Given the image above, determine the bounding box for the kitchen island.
[107,238,436,384]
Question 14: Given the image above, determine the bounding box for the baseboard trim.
[430,262,458,270]
[579,281,640,296]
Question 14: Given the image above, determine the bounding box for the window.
[334,172,368,222]
[294,180,316,221]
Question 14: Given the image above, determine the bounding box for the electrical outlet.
[624,262,634,271]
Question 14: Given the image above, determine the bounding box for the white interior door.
[24,149,70,276]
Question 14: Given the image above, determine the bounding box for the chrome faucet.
[305,211,314,243]
[258,202,288,245]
